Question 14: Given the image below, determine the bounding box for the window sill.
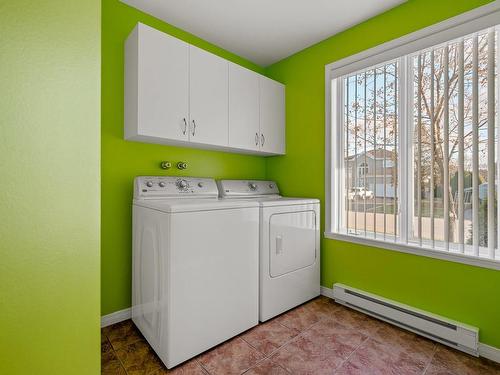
[324,232,500,271]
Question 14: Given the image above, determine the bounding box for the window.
[411,34,496,255]
[327,6,500,268]
[343,62,399,237]
[358,163,369,178]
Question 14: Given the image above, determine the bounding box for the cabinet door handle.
[255,132,259,146]
[261,133,265,146]
[182,118,187,135]
[192,120,196,137]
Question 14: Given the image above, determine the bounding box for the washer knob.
[249,183,257,190]
[269,184,274,189]
[159,181,166,188]
[198,182,204,188]
[177,179,188,190]
[146,181,153,188]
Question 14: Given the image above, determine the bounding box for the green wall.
[265,0,500,347]
[0,1,101,374]
[101,0,267,315]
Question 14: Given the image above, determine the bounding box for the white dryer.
[132,176,259,368]
[218,180,320,322]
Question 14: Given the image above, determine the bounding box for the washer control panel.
[218,180,280,197]
[134,176,218,199]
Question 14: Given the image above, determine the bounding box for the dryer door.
[269,210,317,277]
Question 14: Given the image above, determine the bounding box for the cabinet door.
[125,23,189,141]
[228,64,260,151]
[259,76,285,154]
[189,46,229,146]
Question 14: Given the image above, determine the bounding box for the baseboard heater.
[332,283,479,356]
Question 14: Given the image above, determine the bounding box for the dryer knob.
[146,181,153,188]
[249,183,257,191]
[177,179,188,190]
[159,181,166,188]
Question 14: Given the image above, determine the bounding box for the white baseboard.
[320,286,500,364]
[479,342,500,363]
[101,307,131,328]
[320,285,334,299]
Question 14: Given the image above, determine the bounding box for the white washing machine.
[218,180,320,322]
[132,176,259,368]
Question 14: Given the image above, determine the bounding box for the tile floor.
[102,297,500,374]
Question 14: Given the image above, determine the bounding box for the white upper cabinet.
[125,23,285,155]
[125,23,189,143]
[189,46,229,147]
[228,63,260,151]
[259,76,285,155]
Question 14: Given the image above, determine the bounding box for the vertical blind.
[344,63,398,240]
[339,27,499,261]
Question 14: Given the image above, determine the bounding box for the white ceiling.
[121,0,406,66]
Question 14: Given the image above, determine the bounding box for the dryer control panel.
[218,180,280,198]
[134,176,218,199]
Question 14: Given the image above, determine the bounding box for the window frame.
[325,2,500,271]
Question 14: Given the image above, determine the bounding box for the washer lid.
[133,198,259,213]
